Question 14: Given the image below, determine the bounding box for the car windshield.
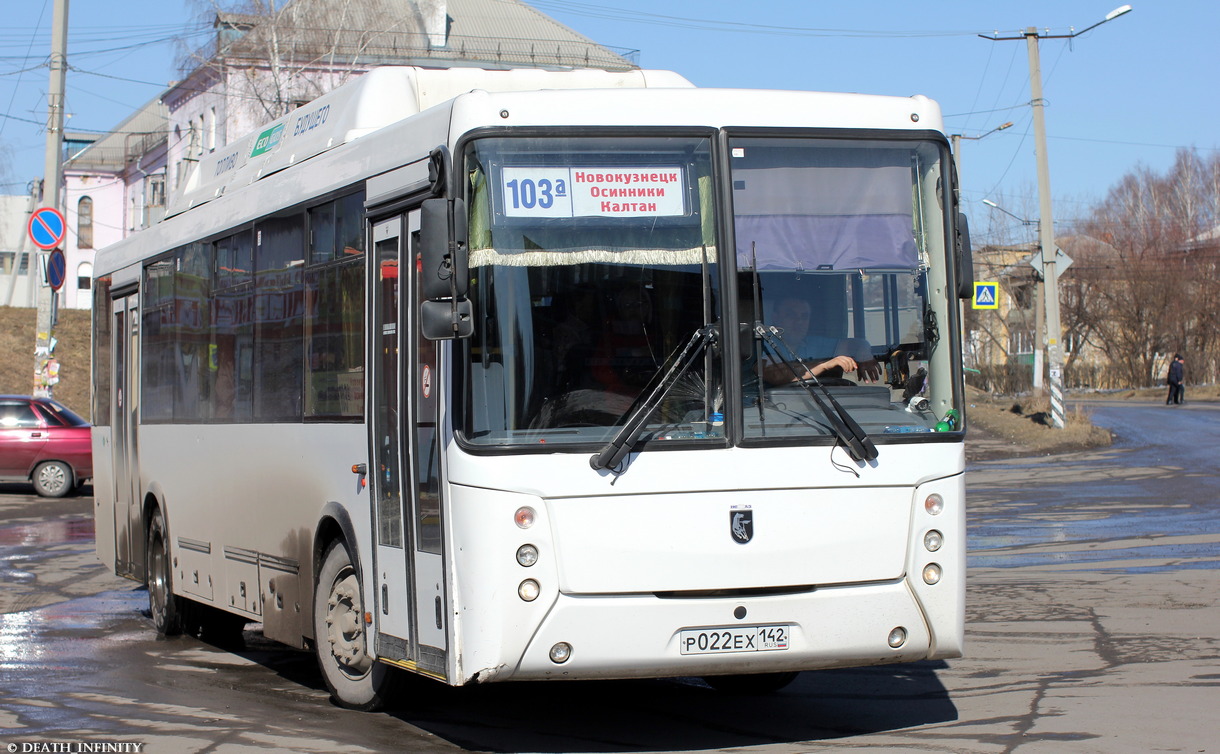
[459,135,722,448]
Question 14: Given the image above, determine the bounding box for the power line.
[522,0,982,38]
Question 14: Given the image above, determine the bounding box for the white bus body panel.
[445,443,965,683]
[138,423,367,645]
[91,426,116,568]
[446,88,945,140]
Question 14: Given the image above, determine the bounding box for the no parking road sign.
[28,206,67,250]
[46,248,67,291]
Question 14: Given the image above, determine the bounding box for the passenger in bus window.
[763,296,880,385]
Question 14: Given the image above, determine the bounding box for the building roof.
[186,0,635,77]
[64,95,169,173]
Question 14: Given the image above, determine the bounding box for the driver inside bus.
[762,296,881,385]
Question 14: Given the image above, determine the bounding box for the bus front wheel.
[313,540,398,710]
[146,508,184,636]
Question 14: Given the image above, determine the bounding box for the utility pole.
[1027,29,1058,409]
[981,5,1132,428]
[35,0,69,398]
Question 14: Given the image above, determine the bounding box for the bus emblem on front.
[730,507,753,544]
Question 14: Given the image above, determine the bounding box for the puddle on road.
[967,443,1220,573]
[0,517,95,546]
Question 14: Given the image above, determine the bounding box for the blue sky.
[2,0,1216,235]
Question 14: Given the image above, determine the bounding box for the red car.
[0,395,93,497]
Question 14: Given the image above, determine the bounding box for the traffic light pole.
[35,0,69,398]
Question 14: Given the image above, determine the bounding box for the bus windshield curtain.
[734,214,917,270]
[732,150,919,271]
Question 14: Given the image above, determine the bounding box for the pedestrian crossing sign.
[973,282,999,309]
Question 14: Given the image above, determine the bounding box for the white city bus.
[92,66,972,709]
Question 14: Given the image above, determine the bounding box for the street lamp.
[950,121,1013,182]
[980,5,1133,428]
[981,198,1035,227]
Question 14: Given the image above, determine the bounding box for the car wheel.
[31,461,73,498]
[146,508,184,636]
[313,540,398,710]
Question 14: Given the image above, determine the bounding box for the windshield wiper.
[755,323,878,463]
[590,324,719,472]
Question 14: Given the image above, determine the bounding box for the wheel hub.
[325,572,371,673]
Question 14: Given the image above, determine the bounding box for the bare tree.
[183,0,412,125]
[1075,149,1220,387]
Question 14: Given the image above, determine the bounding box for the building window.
[148,174,166,207]
[77,262,93,291]
[77,196,94,249]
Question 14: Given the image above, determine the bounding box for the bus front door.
[369,212,448,679]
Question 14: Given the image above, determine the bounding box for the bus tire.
[313,540,397,710]
[146,508,184,636]
[703,671,799,694]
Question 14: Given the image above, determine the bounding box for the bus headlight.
[924,530,944,552]
[922,563,942,585]
[549,642,572,663]
[516,544,539,567]
[518,579,540,601]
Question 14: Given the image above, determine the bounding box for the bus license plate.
[679,625,789,655]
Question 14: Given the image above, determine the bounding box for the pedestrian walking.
[1166,353,1185,405]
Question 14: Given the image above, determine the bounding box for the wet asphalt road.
[0,399,1217,752]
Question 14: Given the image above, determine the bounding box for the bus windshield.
[458,133,961,450]
[460,135,722,448]
[732,136,959,440]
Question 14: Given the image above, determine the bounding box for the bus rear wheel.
[146,508,184,636]
[313,540,398,710]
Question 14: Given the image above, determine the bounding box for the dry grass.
[966,385,1114,459]
[0,306,93,420]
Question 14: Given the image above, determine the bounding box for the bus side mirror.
[955,211,974,300]
[420,197,471,340]
[420,198,469,301]
[421,299,474,340]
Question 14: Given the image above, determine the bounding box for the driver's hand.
[811,355,857,378]
[856,359,882,383]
